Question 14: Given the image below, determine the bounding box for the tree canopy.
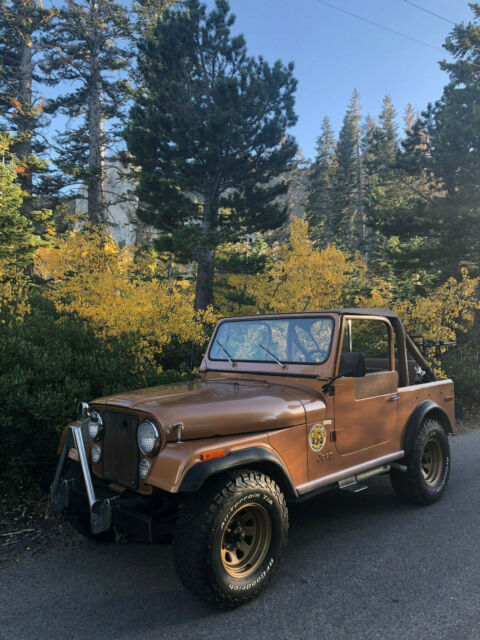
[125,0,298,309]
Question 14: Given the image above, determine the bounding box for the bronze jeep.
[51,309,455,608]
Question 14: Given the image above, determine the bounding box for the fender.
[178,446,298,498]
[403,399,453,455]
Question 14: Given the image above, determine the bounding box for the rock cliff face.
[73,160,155,246]
[280,155,310,219]
[74,156,310,246]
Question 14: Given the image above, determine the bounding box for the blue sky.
[205,0,472,160]
[41,0,473,164]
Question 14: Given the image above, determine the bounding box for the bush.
[441,341,480,405]
[0,296,190,484]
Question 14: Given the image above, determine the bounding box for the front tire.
[173,469,288,609]
[391,418,450,506]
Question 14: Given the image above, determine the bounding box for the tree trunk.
[17,31,33,216]
[87,3,104,226]
[194,195,217,310]
[195,245,216,310]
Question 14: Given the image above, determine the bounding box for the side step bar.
[338,464,391,493]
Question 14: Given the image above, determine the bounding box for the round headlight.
[137,420,162,456]
[139,458,151,479]
[91,444,102,463]
[88,411,103,441]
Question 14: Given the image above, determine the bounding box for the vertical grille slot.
[102,411,139,489]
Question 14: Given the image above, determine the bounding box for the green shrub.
[0,296,189,484]
[441,341,480,405]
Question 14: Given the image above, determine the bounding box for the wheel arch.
[178,446,298,499]
[403,399,453,455]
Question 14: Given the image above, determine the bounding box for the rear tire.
[173,469,288,609]
[391,418,450,506]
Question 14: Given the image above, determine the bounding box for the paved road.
[2,431,480,640]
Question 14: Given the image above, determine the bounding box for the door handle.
[389,395,400,402]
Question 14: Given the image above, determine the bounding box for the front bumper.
[50,425,171,541]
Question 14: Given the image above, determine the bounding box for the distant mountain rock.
[73,155,310,246]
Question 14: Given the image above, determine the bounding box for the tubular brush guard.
[50,424,116,535]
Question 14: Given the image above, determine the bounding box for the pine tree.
[125,0,298,310]
[305,116,337,244]
[386,4,480,280]
[331,89,363,250]
[132,0,178,36]
[365,95,398,177]
[403,103,417,134]
[0,133,49,274]
[40,0,131,226]
[365,96,440,283]
[0,0,54,214]
[363,95,399,233]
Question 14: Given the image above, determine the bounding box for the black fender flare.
[178,446,298,498]
[403,399,453,455]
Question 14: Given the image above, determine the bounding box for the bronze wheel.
[421,438,444,486]
[390,418,450,506]
[174,470,288,609]
[220,503,272,578]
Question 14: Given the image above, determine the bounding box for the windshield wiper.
[216,340,236,367]
[258,344,286,369]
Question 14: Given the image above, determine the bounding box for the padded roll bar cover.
[389,316,409,387]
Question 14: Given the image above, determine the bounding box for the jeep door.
[333,316,399,456]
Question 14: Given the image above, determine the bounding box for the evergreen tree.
[40,0,131,226]
[403,103,417,134]
[125,0,298,310]
[331,89,363,251]
[0,0,54,214]
[363,96,400,242]
[390,4,480,279]
[365,95,398,177]
[0,133,49,274]
[305,116,337,244]
[132,0,178,36]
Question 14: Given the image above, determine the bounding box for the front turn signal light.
[201,449,226,462]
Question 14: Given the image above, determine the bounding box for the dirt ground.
[0,482,84,568]
[1,405,478,567]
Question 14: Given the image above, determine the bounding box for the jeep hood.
[92,378,324,440]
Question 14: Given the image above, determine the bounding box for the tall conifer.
[305,116,337,244]
[0,0,54,214]
[125,0,298,310]
[40,0,131,226]
[331,89,364,250]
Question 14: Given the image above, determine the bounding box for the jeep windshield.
[209,316,334,365]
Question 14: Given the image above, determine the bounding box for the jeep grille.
[102,411,139,489]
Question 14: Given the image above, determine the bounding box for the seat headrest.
[339,352,366,378]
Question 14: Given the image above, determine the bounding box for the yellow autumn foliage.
[35,230,216,373]
[357,269,479,343]
[396,269,480,342]
[217,217,351,315]
[215,218,480,354]
[19,219,478,378]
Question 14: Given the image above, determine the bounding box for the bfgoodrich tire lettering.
[391,418,450,506]
[173,469,288,609]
